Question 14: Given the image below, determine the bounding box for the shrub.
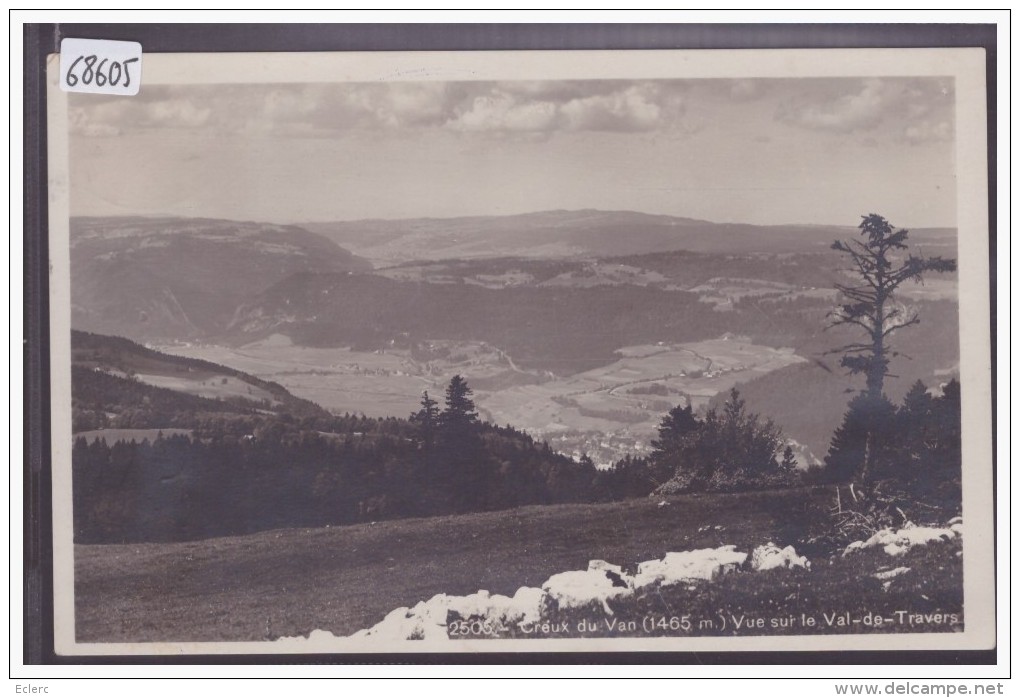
[653,389,798,494]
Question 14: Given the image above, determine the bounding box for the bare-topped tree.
[830,213,957,400]
[828,213,956,491]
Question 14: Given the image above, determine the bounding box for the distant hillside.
[303,209,957,266]
[373,249,847,293]
[226,272,756,374]
[71,330,329,432]
[71,217,371,342]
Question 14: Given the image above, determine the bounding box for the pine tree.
[650,403,699,459]
[897,380,935,475]
[823,392,898,484]
[440,375,478,433]
[436,375,486,511]
[926,379,962,508]
[410,390,440,450]
[780,445,798,473]
[830,214,957,400]
[649,403,700,487]
[718,388,783,476]
[933,379,962,464]
[723,387,746,425]
[654,389,788,494]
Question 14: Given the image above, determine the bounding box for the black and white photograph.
[44,45,994,655]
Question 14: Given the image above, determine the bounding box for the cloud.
[775,77,954,143]
[449,93,559,132]
[778,79,891,132]
[447,82,683,134]
[903,119,953,143]
[69,80,689,138]
[67,77,953,148]
[69,106,122,137]
[560,85,665,132]
[69,89,217,136]
[146,99,212,128]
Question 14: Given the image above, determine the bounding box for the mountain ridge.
[70,216,371,342]
[300,209,956,266]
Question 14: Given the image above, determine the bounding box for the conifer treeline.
[73,375,610,543]
[72,372,961,544]
[807,379,962,512]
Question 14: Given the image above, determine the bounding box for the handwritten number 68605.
[65,55,139,88]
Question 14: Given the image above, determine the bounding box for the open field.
[76,489,828,642]
[73,428,193,443]
[132,373,276,404]
[153,338,428,417]
[74,487,963,643]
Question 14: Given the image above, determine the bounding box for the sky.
[67,76,957,227]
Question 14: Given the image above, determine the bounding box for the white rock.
[347,586,553,642]
[842,540,865,556]
[449,588,547,628]
[873,566,910,580]
[751,542,809,571]
[634,546,747,589]
[542,560,634,614]
[844,524,959,557]
[587,559,627,577]
[505,586,549,625]
[344,540,837,640]
[272,627,344,646]
[350,595,449,641]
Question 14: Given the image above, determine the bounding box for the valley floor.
[154,336,809,465]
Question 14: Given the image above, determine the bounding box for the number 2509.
[65,55,139,88]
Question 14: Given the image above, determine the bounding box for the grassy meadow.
[73,487,962,643]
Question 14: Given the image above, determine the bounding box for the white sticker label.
[59,38,142,95]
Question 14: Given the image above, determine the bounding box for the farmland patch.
[74,427,193,443]
[133,373,276,404]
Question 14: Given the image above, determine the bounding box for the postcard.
[46,45,994,656]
